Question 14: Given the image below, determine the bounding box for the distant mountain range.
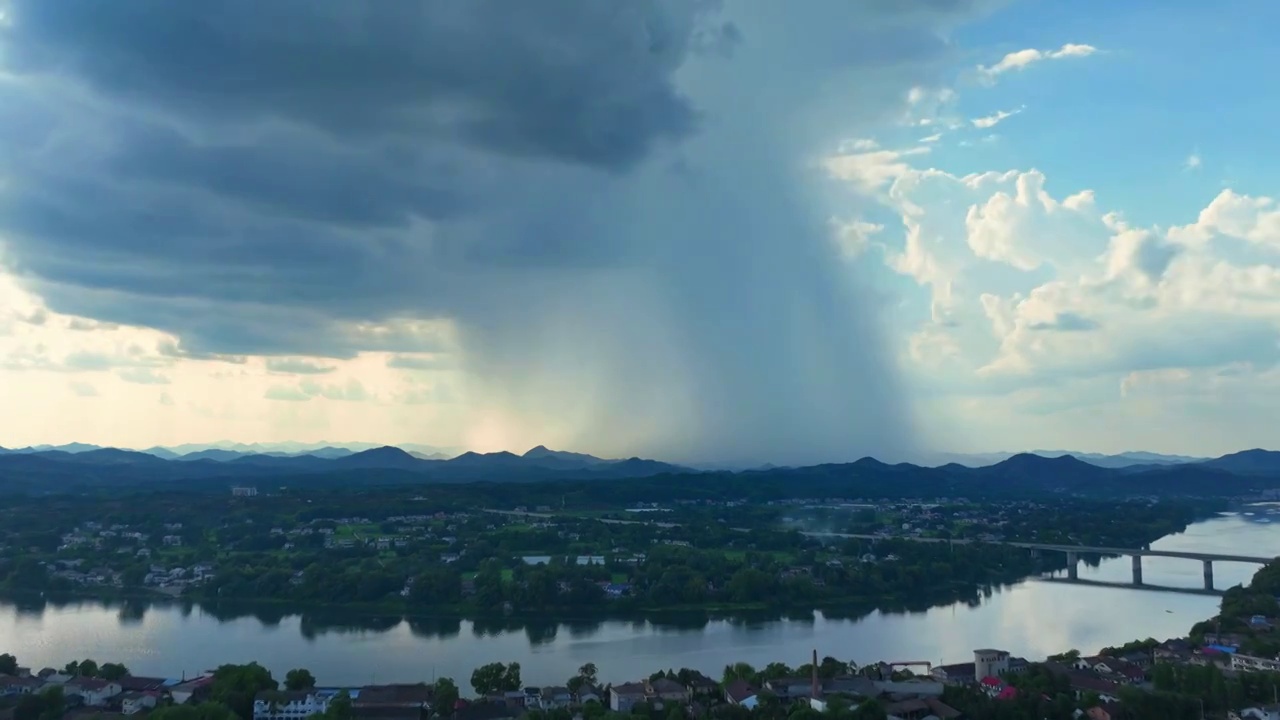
[0,442,1217,470]
[0,439,1279,498]
[0,442,692,493]
[927,450,1206,470]
[0,441,458,462]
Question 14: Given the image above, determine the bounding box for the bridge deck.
[799,532,1274,564]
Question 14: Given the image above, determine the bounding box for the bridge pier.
[1204,560,1214,591]
[1131,555,1143,585]
[1067,551,1078,580]
[1030,548,1041,559]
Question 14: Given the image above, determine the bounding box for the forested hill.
[0,443,1278,499]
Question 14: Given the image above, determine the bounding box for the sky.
[0,0,1278,463]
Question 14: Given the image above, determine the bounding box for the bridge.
[800,532,1275,590]
[1037,576,1225,597]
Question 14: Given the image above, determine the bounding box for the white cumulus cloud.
[978,43,1098,82]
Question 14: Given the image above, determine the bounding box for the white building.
[1233,654,1280,673]
[253,691,340,720]
[65,678,122,707]
[122,692,159,715]
[974,648,1010,680]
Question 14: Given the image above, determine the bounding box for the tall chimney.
[811,649,819,699]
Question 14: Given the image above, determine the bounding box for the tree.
[210,663,277,720]
[849,699,886,720]
[38,685,64,720]
[722,663,756,685]
[471,663,508,696]
[150,703,238,720]
[578,663,599,686]
[433,678,459,717]
[14,693,44,720]
[1047,649,1080,663]
[284,669,316,691]
[0,653,17,675]
[501,663,521,693]
[99,663,130,681]
[324,690,353,720]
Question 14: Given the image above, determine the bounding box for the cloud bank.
[0,0,997,464]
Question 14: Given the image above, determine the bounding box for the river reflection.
[2,511,1277,686]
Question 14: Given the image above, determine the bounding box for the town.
[0,490,1202,615]
[4,633,1280,720]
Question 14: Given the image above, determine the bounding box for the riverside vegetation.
[0,483,1203,617]
[8,558,1280,720]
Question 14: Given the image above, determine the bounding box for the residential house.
[538,687,573,710]
[1119,652,1152,669]
[1074,657,1108,673]
[873,679,944,698]
[1234,654,1280,673]
[1155,639,1192,659]
[1064,674,1122,705]
[683,673,718,697]
[519,689,541,709]
[117,677,168,693]
[353,684,434,720]
[0,677,43,697]
[576,684,604,706]
[492,691,525,709]
[881,698,933,720]
[930,663,976,685]
[120,691,159,715]
[1110,662,1147,685]
[1076,657,1145,685]
[608,679,689,713]
[169,675,215,705]
[723,680,759,710]
[65,678,122,707]
[764,677,813,701]
[610,682,646,711]
[253,690,330,720]
[648,678,690,705]
[453,702,519,720]
[822,675,877,698]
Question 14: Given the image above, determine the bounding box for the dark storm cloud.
[0,0,729,355]
[0,0,995,464]
[3,0,706,170]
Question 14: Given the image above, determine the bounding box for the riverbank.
[0,511,1261,687]
[4,556,1069,626]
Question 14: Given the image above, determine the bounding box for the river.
[3,509,1278,687]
